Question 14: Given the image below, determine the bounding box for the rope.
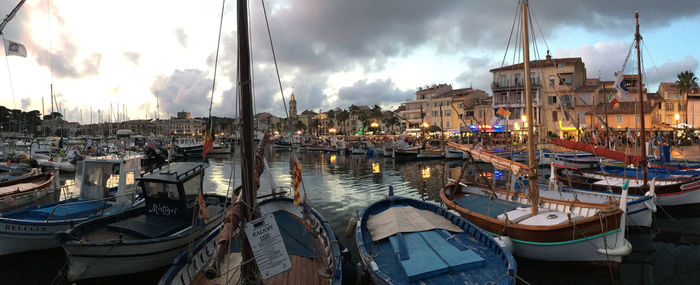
[261,0,289,120]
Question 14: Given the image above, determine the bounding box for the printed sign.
[245,213,291,279]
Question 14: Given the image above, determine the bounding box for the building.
[490,54,586,140]
[289,93,298,120]
[177,111,191,120]
[655,82,686,126]
[585,101,655,131]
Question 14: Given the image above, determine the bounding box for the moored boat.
[55,162,227,281]
[356,191,517,284]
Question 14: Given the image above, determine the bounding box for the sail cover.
[448,142,528,176]
[550,138,644,165]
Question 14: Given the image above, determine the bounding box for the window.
[548,96,557,104]
[144,182,180,200]
[665,103,674,111]
[579,93,591,105]
[446,121,450,128]
[514,73,522,85]
[678,103,683,111]
[552,111,558,121]
[478,110,483,117]
[559,77,573,86]
[549,76,555,87]
[558,63,565,68]
[183,173,203,203]
[433,111,438,117]
[616,115,623,123]
[498,74,508,86]
[561,95,573,108]
[458,103,463,109]
[530,72,538,84]
[445,110,451,116]
[668,93,681,99]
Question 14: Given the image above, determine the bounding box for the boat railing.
[44,191,137,222]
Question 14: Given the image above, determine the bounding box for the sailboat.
[551,12,700,207]
[158,0,347,284]
[440,0,632,263]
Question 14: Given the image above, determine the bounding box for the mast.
[522,0,538,215]
[635,12,648,186]
[0,0,26,35]
[237,0,258,281]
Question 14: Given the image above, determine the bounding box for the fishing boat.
[272,139,294,149]
[0,170,58,212]
[175,137,204,157]
[160,195,346,285]
[444,147,464,159]
[0,155,142,256]
[356,189,517,284]
[416,148,444,159]
[393,145,420,159]
[37,157,76,172]
[160,1,349,282]
[441,0,631,264]
[350,142,366,154]
[55,162,227,281]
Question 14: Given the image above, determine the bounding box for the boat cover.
[367,206,463,241]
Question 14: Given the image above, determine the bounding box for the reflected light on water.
[372,163,380,174]
[329,155,336,163]
[421,166,431,179]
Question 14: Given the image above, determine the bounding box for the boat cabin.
[74,154,142,207]
[137,162,206,219]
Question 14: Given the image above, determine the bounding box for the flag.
[496,107,511,118]
[607,93,618,106]
[202,131,214,158]
[292,157,303,206]
[3,39,27,57]
[612,71,629,99]
[592,130,598,143]
[264,158,277,192]
[198,194,210,223]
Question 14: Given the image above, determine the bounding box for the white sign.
[245,213,291,279]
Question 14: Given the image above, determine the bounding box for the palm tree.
[677,70,699,125]
[336,109,349,134]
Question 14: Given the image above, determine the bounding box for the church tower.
[289,92,298,120]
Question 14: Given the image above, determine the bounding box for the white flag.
[3,39,27,57]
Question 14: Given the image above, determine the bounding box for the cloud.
[645,56,699,86]
[123,51,140,65]
[335,79,411,108]
[20,97,31,109]
[174,28,188,48]
[150,69,213,117]
[556,41,632,80]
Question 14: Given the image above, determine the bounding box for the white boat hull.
[0,223,71,256]
[505,229,628,263]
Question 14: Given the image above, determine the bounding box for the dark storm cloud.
[123,51,140,65]
[150,69,213,117]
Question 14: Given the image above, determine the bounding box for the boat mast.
[237,0,258,281]
[0,0,26,35]
[635,12,648,186]
[522,0,538,215]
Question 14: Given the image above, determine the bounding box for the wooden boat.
[37,158,76,172]
[0,155,142,256]
[356,192,517,284]
[444,147,464,159]
[272,140,294,149]
[441,1,631,264]
[555,167,700,206]
[0,170,58,213]
[56,162,227,281]
[393,146,420,159]
[160,3,350,283]
[159,196,346,285]
[416,148,444,159]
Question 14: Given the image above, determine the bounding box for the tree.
[676,71,698,125]
[371,104,382,119]
[293,120,306,132]
[336,109,349,134]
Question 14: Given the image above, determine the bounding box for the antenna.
[156,91,160,120]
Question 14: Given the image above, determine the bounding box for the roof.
[659,82,679,92]
[138,162,208,183]
[490,57,582,72]
[647,92,662,100]
[433,88,476,99]
[575,84,600,93]
[587,101,655,115]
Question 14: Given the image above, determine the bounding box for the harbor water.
[3,147,700,284]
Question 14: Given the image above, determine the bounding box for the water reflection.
[7,147,700,284]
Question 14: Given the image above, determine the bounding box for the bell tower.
[289,92,298,120]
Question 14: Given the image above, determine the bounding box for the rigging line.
[208,0,227,130]
[641,40,662,85]
[529,1,550,53]
[500,0,522,68]
[47,0,53,84]
[261,0,289,120]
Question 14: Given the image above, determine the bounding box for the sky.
[1,0,699,123]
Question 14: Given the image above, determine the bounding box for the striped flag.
[608,93,618,106]
[496,107,511,118]
[292,157,303,205]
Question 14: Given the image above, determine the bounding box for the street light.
[421,122,429,128]
[675,113,680,124]
[370,122,379,128]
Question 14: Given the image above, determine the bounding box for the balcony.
[491,80,541,90]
